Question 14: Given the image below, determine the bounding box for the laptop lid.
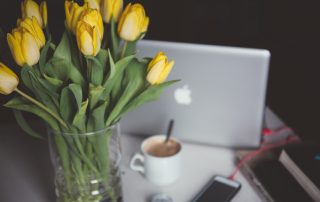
[121,40,270,148]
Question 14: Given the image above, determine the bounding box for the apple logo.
[174,85,192,105]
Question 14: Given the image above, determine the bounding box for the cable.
[262,126,293,136]
[228,132,300,180]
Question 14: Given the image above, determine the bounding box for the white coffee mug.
[130,135,182,186]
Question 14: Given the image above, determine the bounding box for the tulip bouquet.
[1,0,177,201]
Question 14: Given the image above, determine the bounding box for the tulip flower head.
[118,3,149,41]
[18,17,45,48]
[7,27,41,67]
[147,52,174,85]
[76,21,101,56]
[79,8,104,39]
[101,0,123,23]
[0,63,19,95]
[84,0,101,11]
[21,0,47,28]
[65,1,88,34]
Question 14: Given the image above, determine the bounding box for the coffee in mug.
[130,135,182,186]
[144,138,181,157]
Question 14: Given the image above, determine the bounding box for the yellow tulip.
[0,63,19,95]
[18,17,45,48]
[7,28,41,66]
[21,0,47,28]
[146,52,174,85]
[79,8,104,39]
[118,3,149,41]
[84,0,101,11]
[65,1,88,33]
[76,21,101,56]
[40,1,48,27]
[101,0,123,23]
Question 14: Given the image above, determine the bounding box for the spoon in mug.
[165,119,174,143]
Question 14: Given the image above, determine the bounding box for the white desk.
[0,108,287,202]
[120,134,261,202]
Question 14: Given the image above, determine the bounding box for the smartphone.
[191,175,241,202]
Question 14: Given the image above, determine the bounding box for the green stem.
[45,25,50,39]
[54,134,72,194]
[86,58,92,82]
[120,41,128,59]
[110,18,119,59]
[15,88,68,129]
[78,49,85,77]
[73,136,100,175]
[49,42,56,50]
[102,22,108,49]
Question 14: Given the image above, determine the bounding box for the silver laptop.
[121,40,270,148]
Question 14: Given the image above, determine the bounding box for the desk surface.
[0,125,261,202]
[121,134,261,202]
[0,108,286,202]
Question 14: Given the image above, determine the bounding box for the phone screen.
[193,176,241,202]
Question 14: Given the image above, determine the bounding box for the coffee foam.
[143,137,181,157]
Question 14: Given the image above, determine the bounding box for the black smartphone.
[191,175,241,202]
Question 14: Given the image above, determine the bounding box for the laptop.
[121,40,270,148]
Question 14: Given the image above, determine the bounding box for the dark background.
[1,0,320,141]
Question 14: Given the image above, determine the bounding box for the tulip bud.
[79,8,104,39]
[65,1,88,34]
[84,0,101,11]
[101,0,123,23]
[40,1,48,27]
[0,63,19,95]
[7,28,41,66]
[76,21,101,56]
[21,0,47,28]
[118,3,149,41]
[146,52,174,85]
[18,17,45,48]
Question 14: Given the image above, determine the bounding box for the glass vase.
[47,124,122,202]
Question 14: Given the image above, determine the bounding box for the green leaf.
[110,18,120,59]
[37,76,60,93]
[72,100,89,132]
[4,97,60,131]
[88,85,107,110]
[60,87,77,123]
[13,110,44,140]
[111,74,123,102]
[45,58,69,81]
[106,59,146,126]
[43,74,63,90]
[86,56,103,85]
[45,58,85,87]
[21,66,59,106]
[103,54,135,94]
[20,65,34,92]
[29,71,59,111]
[68,84,83,110]
[46,30,85,87]
[39,39,52,75]
[69,63,86,87]
[108,49,116,80]
[124,41,137,57]
[87,101,108,131]
[121,80,180,117]
[21,69,60,112]
[96,48,109,74]
[65,29,82,70]
[53,31,72,61]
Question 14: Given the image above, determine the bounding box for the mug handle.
[130,153,145,173]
